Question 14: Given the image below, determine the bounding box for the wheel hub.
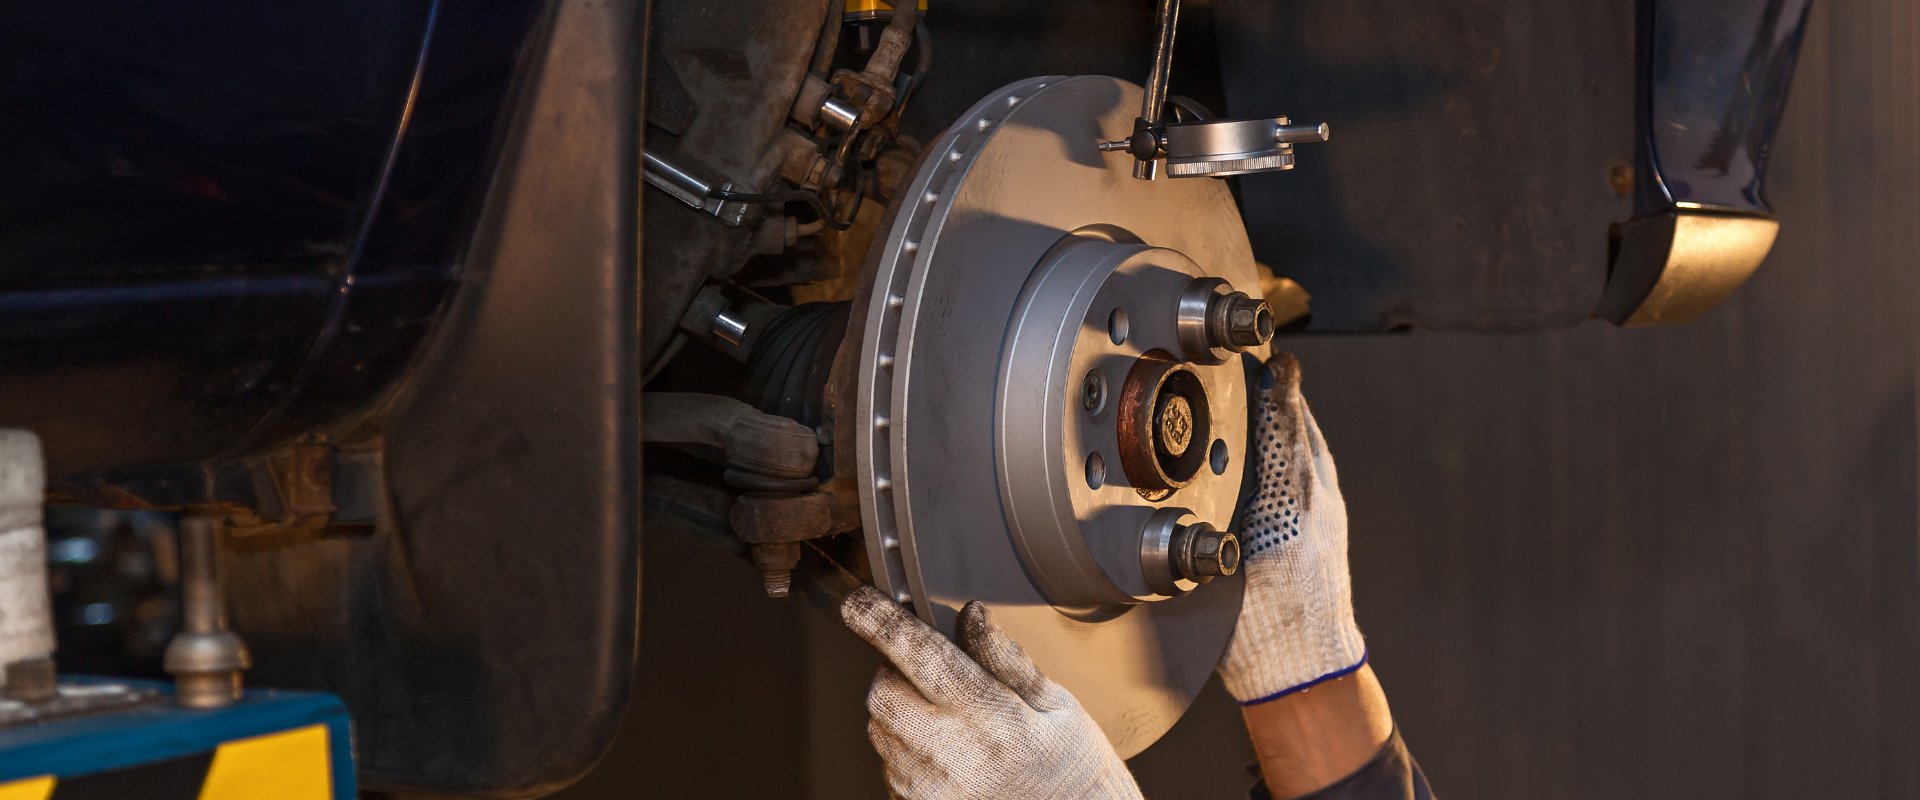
[853,75,1269,756]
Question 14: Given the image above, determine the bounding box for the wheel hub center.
[1156,393,1192,457]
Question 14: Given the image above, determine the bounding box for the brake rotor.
[853,76,1264,757]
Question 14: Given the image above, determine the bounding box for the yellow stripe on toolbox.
[197,724,331,800]
[0,776,53,800]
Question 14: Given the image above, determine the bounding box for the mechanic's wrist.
[1241,663,1394,798]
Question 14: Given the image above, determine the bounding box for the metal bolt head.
[1082,370,1107,412]
[1202,290,1275,354]
[1219,295,1275,349]
[1156,394,1193,457]
[1168,522,1241,584]
[1189,527,1240,577]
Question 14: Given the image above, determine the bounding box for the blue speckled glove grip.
[1217,354,1368,705]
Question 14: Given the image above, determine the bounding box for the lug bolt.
[1177,278,1274,365]
[1207,292,1275,352]
[1169,522,1240,584]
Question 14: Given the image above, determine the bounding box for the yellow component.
[0,776,54,800]
[843,0,927,15]
[1253,262,1312,329]
[1618,212,1778,327]
[197,724,332,800]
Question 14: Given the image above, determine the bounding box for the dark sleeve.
[1246,729,1433,800]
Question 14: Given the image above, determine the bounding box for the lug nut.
[1177,278,1273,365]
[1193,526,1241,577]
[1169,522,1240,584]
[1208,292,1275,352]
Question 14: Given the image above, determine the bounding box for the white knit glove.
[841,586,1145,800]
[1217,353,1368,705]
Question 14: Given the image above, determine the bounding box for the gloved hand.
[1218,352,1369,705]
[840,586,1145,800]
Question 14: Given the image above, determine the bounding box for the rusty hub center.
[1117,352,1213,493]
[1156,394,1192,457]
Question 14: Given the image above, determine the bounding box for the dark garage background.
[545,0,1920,796]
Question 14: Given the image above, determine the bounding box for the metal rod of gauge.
[1136,0,1179,179]
[1142,0,1179,125]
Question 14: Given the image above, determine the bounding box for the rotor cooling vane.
[852,76,1278,756]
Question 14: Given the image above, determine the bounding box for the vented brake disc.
[854,76,1267,757]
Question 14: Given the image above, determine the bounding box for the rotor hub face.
[854,76,1263,757]
[998,238,1247,610]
